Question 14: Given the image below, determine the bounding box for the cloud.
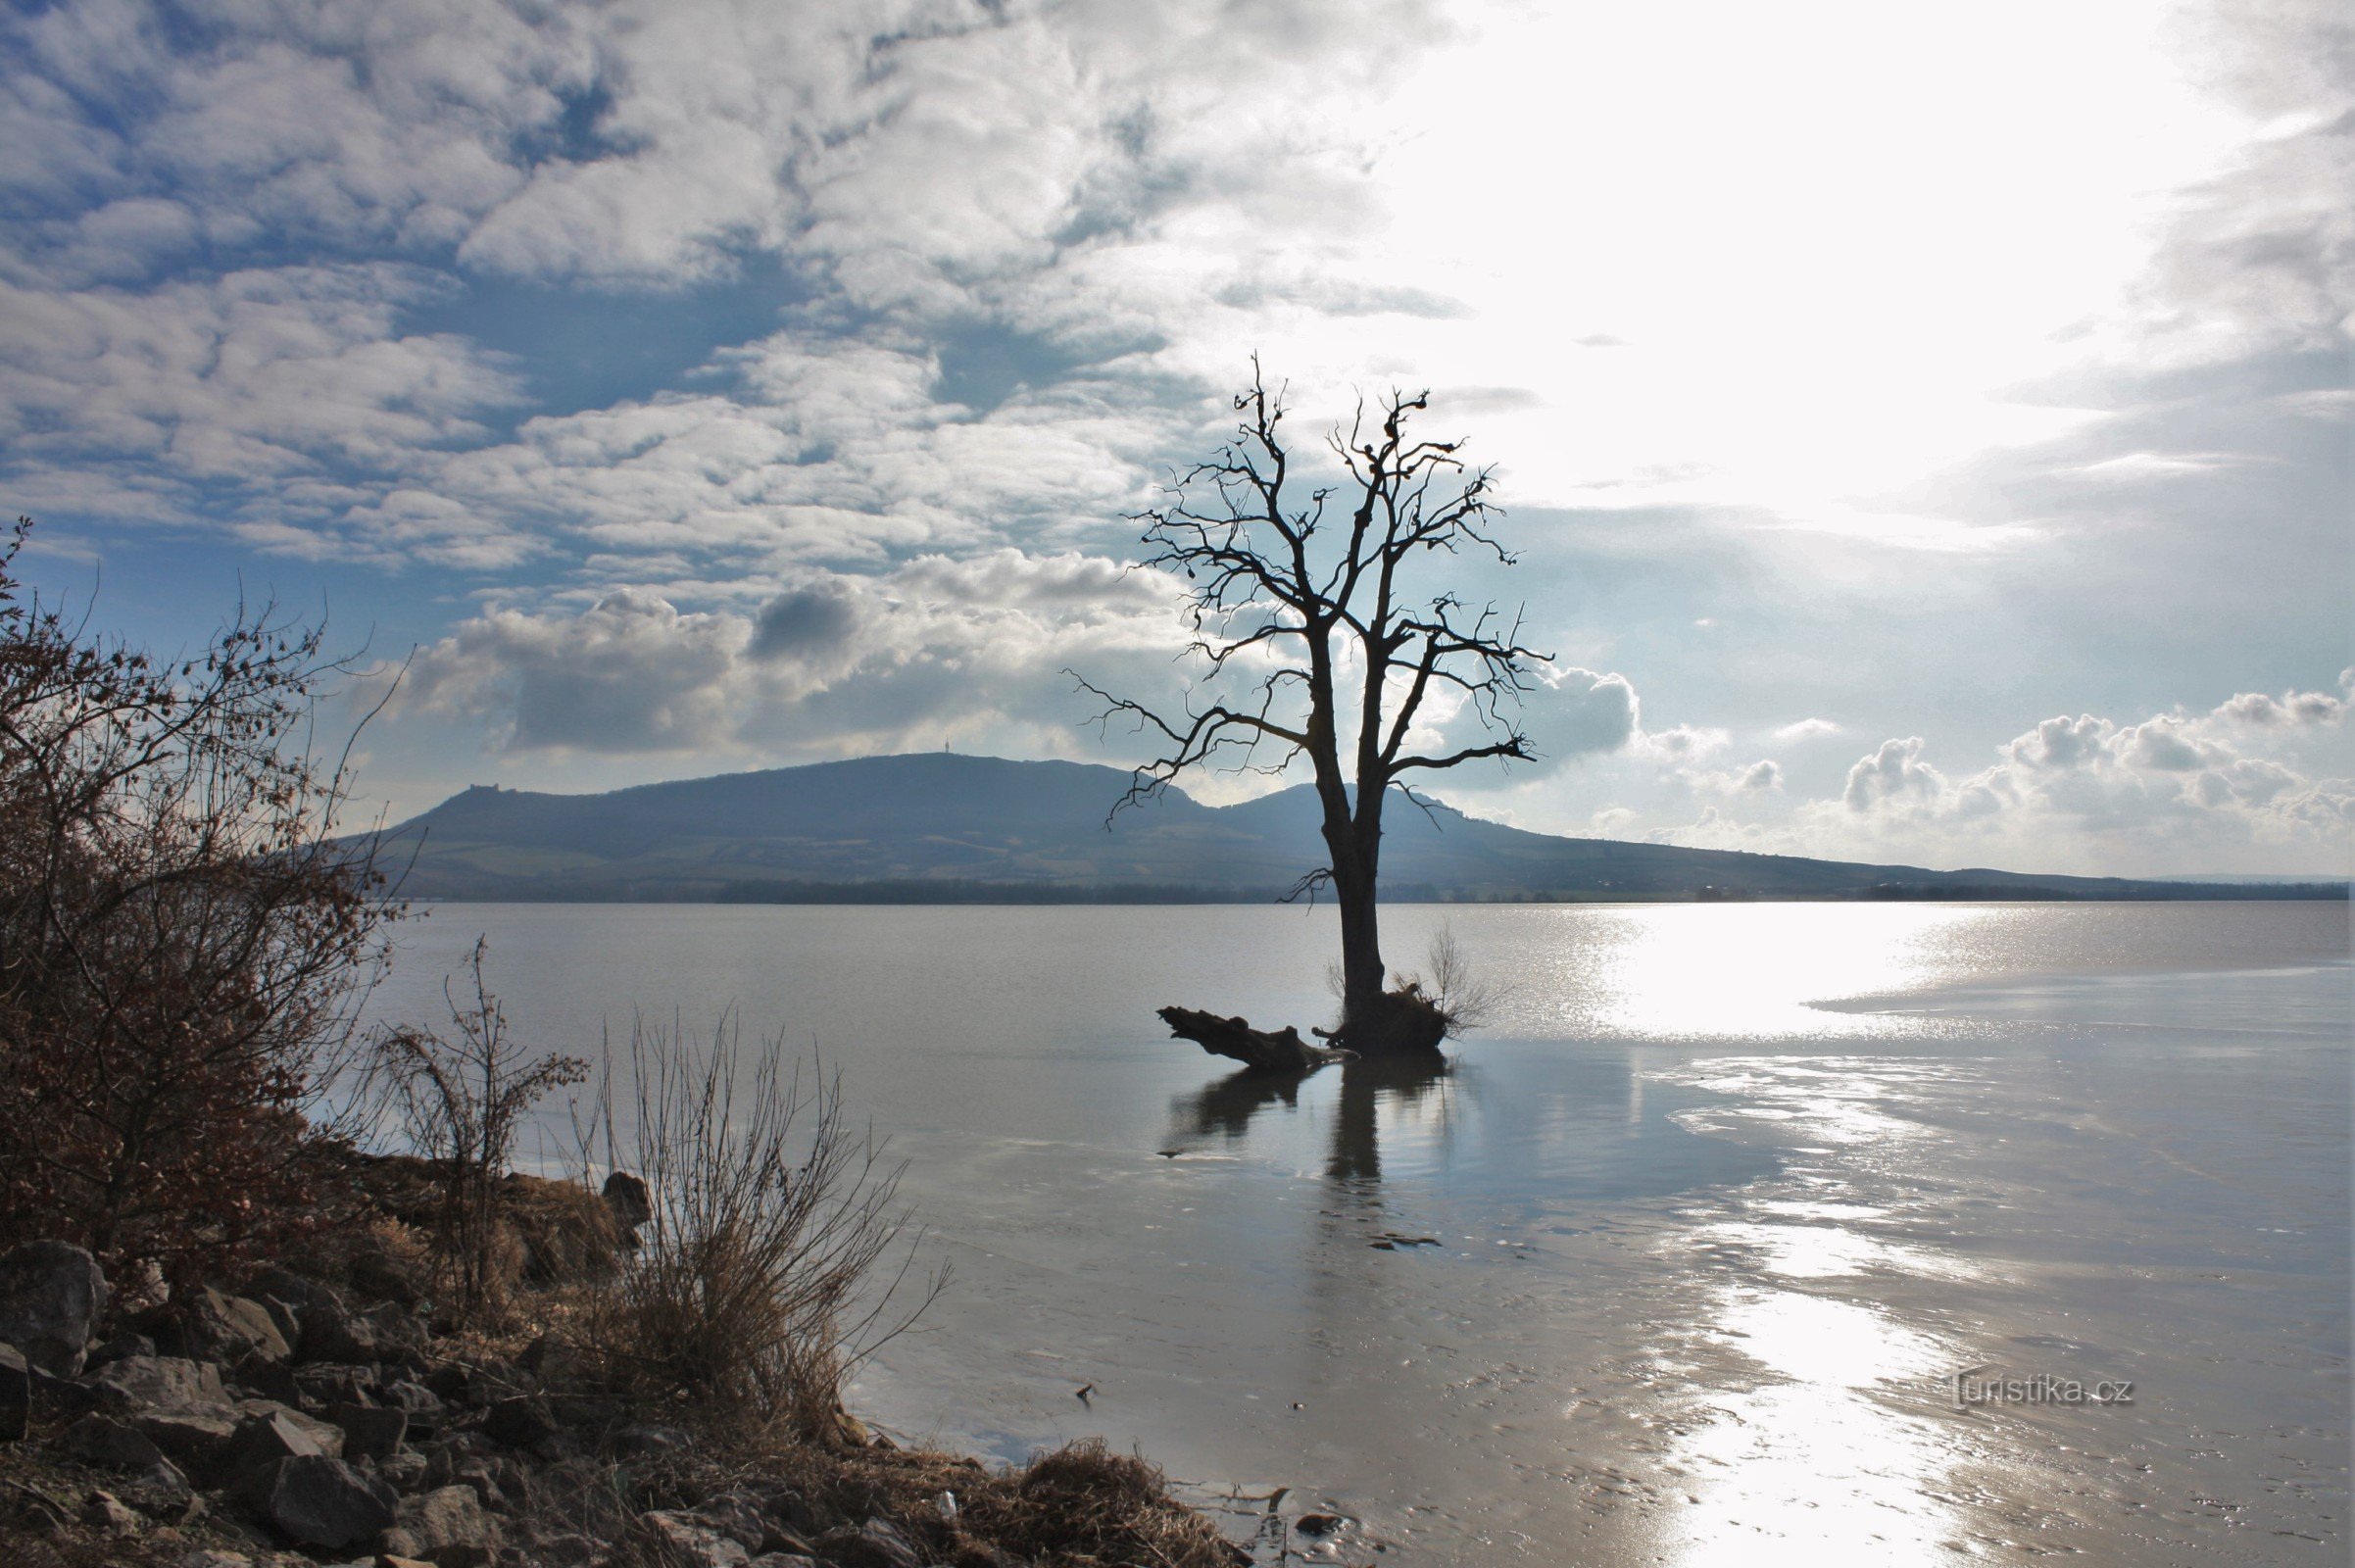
[1815,679,2353,867]
[392,548,1191,760]
[1526,667,1641,765]
[1843,737,1945,811]
[1771,717,1844,744]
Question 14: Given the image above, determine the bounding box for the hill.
[363,754,2344,904]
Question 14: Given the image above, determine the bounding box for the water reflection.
[1168,1054,1453,1186]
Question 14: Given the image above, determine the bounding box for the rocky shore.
[0,1162,1251,1568]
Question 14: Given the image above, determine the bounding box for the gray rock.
[378,1376,445,1432]
[745,1557,819,1568]
[85,1353,228,1412]
[252,1296,300,1348]
[376,1448,431,1494]
[224,1407,334,1476]
[690,1494,770,1551]
[0,1241,108,1376]
[67,1412,171,1470]
[244,1452,397,1549]
[481,1395,559,1450]
[233,1398,344,1452]
[0,1342,25,1442]
[86,1332,157,1369]
[327,1400,407,1460]
[526,1534,599,1568]
[121,1457,198,1520]
[640,1510,751,1567]
[81,1488,139,1534]
[611,1421,691,1458]
[136,1402,242,1469]
[814,1519,924,1568]
[292,1362,380,1412]
[244,1266,340,1315]
[450,1457,507,1511]
[395,1483,504,1568]
[303,1298,426,1366]
[172,1286,292,1366]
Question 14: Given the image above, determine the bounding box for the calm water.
[366,902,2352,1566]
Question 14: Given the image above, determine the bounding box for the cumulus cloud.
[1524,667,1641,766]
[392,548,1191,760]
[1815,677,2353,868]
[1842,737,1946,812]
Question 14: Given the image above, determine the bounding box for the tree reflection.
[1166,1054,1452,1184]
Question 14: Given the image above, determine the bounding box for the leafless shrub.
[0,515,401,1285]
[370,936,589,1317]
[566,1015,944,1437]
[1398,922,1504,1036]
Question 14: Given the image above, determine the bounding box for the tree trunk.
[1335,872,1385,1025]
[1157,1006,1342,1075]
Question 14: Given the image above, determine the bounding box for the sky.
[2,0,2348,877]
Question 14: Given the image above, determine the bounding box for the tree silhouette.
[1076,365,1547,1052]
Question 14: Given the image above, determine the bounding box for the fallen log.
[1156,1005,1348,1075]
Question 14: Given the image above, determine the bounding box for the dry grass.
[509,1435,1244,1568]
[564,1016,944,1438]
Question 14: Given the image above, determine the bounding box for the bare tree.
[1074,367,1547,1052]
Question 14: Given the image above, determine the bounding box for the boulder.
[601,1171,652,1230]
[745,1557,820,1568]
[242,1453,397,1549]
[0,1342,25,1441]
[27,1361,102,1417]
[689,1494,769,1551]
[81,1488,139,1534]
[481,1396,560,1451]
[87,1333,158,1369]
[526,1535,599,1568]
[120,1456,197,1519]
[300,1297,424,1366]
[244,1266,340,1315]
[0,1241,108,1375]
[394,1484,504,1568]
[135,1402,242,1470]
[327,1401,407,1460]
[67,1413,171,1470]
[86,1354,228,1413]
[640,1511,751,1568]
[224,1407,336,1476]
[813,1519,924,1568]
[377,1448,431,1494]
[84,1353,242,1471]
[450,1458,508,1511]
[171,1287,292,1366]
[292,1362,381,1412]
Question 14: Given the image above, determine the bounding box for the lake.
[364,901,2351,1566]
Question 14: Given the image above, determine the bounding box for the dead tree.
[1076,366,1547,1054]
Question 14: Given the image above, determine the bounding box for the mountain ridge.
[366,753,2347,904]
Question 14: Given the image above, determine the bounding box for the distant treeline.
[533,878,2355,906]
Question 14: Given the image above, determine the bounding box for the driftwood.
[1157,1005,1348,1075]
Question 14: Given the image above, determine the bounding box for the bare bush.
[566,1015,944,1437]
[1398,922,1504,1036]
[0,516,398,1285]
[371,936,589,1317]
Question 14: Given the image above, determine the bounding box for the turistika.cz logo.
[1950,1366,2134,1410]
